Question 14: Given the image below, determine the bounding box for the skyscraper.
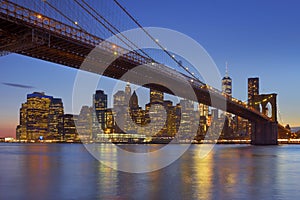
[198,103,209,137]
[16,92,64,140]
[113,90,126,108]
[177,99,197,141]
[63,114,78,141]
[199,103,209,117]
[105,109,115,134]
[93,90,107,131]
[248,77,259,106]
[129,91,139,110]
[222,62,232,96]
[77,106,93,140]
[49,98,64,140]
[150,88,164,104]
[113,90,126,133]
[221,63,233,137]
[125,82,132,105]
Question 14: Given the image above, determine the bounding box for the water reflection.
[1,144,300,199]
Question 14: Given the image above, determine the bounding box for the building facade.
[222,64,232,96]
[93,90,107,131]
[16,92,64,141]
[248,77,259,106]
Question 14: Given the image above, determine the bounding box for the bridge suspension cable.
[73,0,154,61]
[43,0,151,60]
[42,0,90,34]
[278,106,284,125]
[113,0,204,84]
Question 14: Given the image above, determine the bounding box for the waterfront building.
[49,98,64,140]
[63,114,79,141]
[198,103,209,138]
[113,90,127,133]
[76,106,93,141]
[247,77,259,135]
[163,100,178,137]
[16,92,64,141]
[105,109,115,134]
[248,77,259,106]
[177,99,197,141]
[93,90,107,131]
[199,103,209,118]
[145,102,165,136]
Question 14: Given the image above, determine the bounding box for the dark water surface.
[0,143,300,200]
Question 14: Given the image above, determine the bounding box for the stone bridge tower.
[250,93,278,145]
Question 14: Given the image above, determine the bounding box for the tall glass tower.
[93,90,107,131]
[248,77,259,106]
[222,62,232,96]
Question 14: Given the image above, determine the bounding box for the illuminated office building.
[93,90,107,131]
[63,114,78,141]
[49,98,64,140]
[222,63,232,96]
[128,91,146,134]
[113,90,127,133]
[16,92,64,140]
[76,106,93,141]
[199,103,209,117]
[163,100,177,137]
[221,63,233,137]
[145,102,166,136]
[125,83,131,105]
[248,77,259,106]
[198,103,209,137]
[150,88,164,104]
[177,99,197,140]
[105,109,115,134]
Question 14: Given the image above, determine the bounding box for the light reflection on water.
[0,144,300,200]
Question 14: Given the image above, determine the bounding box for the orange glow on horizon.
[0,125,17,138]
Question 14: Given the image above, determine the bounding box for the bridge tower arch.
[250,93,278,145]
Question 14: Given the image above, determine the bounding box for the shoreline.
[0,140,299,145]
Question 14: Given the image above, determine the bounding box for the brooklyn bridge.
[0,0,290,144]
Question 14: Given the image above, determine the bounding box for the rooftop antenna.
[225,61,228,77]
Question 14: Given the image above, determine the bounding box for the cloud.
[2,82,35,89]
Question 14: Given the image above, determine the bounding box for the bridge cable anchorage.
[73,0,154,62]
[113,0,204,84]
[75,0,155,62]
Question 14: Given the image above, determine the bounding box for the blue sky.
[1,0,300,137]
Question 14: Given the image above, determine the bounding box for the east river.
[1,143,300,200]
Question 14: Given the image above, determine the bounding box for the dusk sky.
[1,0,300,137]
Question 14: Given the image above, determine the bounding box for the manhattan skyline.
[1,0,300,138]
